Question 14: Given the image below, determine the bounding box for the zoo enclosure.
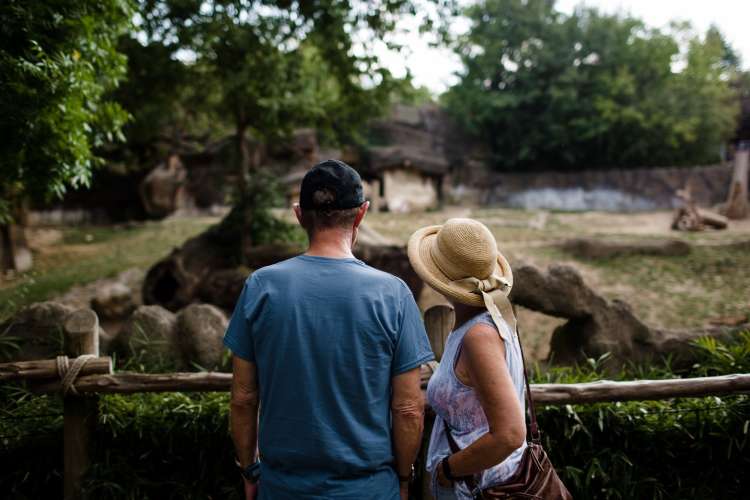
[2,307,749,500]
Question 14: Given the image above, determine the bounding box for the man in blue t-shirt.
[224,160,434,500]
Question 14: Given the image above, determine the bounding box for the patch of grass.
[0,217,216,321]
[575,244,750,327]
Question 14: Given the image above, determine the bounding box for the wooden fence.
[2,306,750,499]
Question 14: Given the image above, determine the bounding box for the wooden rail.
[1,357,112,382]
[24,369,750,404]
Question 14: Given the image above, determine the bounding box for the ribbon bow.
[452,274,517,337]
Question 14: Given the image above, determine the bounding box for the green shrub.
[2,335,749,499]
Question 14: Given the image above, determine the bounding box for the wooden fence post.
[63,309,99,500]
[424,305,455,362]
[417,305,455,499]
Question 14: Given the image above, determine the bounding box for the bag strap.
[484,294,541,444]
[515,322,541,444]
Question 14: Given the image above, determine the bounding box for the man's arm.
[231,355,260,468]
[391,366,425,496]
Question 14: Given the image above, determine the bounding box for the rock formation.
[91,282,136,320]
[1,301,75,361]
[175,303,228,370]
[509,264,745,367]
[116,305,178,367]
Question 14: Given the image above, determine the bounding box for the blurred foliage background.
[2,0,747,222]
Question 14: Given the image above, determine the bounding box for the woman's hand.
[436,458,453,488]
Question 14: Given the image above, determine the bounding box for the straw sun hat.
[407,218,517,332]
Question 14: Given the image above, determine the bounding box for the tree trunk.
[235,122,255,258]
[0,201,32,276]
[0,223,14,274]
[236,122,250,197]
[723,148,749,219]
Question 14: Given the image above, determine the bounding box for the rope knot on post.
[56,355,96,396]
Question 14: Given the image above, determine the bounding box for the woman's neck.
[451,301,485,330]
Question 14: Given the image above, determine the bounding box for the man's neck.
[305,230,355,259]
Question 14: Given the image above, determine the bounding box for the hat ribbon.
[452,275,517,337]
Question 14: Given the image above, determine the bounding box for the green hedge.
[2,334,749,499]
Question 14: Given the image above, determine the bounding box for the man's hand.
[244,478,258,500]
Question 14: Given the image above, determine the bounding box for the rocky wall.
[481,163,734,211]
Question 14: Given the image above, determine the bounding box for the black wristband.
[441,456,455,482]
[441,456,468,482]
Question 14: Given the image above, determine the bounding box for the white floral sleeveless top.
[425,311,527,498]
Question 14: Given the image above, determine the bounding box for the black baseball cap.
[299,159,365,210]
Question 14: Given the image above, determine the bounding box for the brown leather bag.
[443,327,572,500]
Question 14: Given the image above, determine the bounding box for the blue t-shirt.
[223,254,434,500]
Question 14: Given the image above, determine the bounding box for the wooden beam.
[0,357,112,382]
[50,371,233,394]
[31,370,750,405]
[530,373,750,405]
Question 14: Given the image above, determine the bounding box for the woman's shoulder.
[467,311,514,344]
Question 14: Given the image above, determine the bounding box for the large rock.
[142,213,245,310]
[197,268,249,310]
[58,268,144,311]
[91,282,136,320]
[116,305,178,367]
[354,243,423,299]
[1,302,75,361]
[509,264,747,368]
[175,304,228,370]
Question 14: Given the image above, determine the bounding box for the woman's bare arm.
[440,323,526,480]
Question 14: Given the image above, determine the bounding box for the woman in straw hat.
[408,218,527,499]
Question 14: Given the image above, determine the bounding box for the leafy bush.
[2,335,748,499]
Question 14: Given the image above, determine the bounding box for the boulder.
[91,282,136,320]
[560,238,691,259]
[175,303,228,370]
[142,213,244,310]
[116,305,178,367]
[509,264,748,368]
[1,301,75,361]
[354,243,423,299]
[197,268,250,310]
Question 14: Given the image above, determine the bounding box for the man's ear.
[353,201,369,229]
[293,203,303,226]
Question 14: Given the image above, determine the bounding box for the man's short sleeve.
[223,274,264,362]
[392,287,435,375]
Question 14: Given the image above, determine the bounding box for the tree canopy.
[444,0,741,171]
[1,0,453,222]
[0,0,133,221]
